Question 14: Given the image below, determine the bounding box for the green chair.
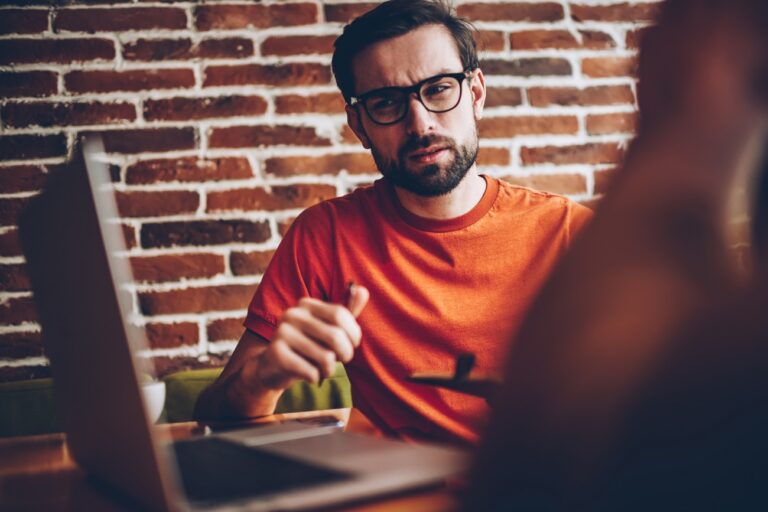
[0,364,352,437]
[163,363,352,423]
[0,378,59,437]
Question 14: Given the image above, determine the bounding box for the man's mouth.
[407,145,449,164]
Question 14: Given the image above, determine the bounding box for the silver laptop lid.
[20,136,179,512]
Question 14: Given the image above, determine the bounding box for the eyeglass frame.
[349,69,475,126]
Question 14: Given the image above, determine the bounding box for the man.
[195,0,591,445]
[467,0,768,508]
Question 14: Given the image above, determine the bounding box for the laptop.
[19,136,469,511]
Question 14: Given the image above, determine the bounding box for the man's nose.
[404,94,435,136]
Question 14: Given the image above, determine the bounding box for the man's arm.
[193,330,282,420]
[194,286,370,421]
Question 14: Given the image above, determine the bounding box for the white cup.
[142,381,166,423]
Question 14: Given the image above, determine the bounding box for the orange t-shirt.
[245,176,591,444]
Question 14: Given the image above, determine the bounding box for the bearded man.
[195,0,591,445]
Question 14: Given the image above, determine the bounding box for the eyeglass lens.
[364,75,463,124]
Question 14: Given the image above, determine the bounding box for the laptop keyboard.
[171,437,353,505]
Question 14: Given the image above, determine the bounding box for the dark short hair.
[331,0,479,104]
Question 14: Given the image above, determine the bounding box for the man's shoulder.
[493,178,591,218]
[291,181,379,227]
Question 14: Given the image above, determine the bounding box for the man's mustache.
[398,134,456,159]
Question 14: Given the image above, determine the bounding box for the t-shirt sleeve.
[243,203,335,342]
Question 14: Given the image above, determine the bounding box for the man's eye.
[423,82,453,97]
[369,97,400,111]
[372,99,394,108]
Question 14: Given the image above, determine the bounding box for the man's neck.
[393,167,486,219]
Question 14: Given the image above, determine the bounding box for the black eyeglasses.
[350,70,472,126]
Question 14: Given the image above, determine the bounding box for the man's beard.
[371,132,479,197]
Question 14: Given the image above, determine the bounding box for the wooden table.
[0,408,459,512]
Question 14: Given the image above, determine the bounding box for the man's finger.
[265,339,321,386]
[298,298,363,348]
[284,308,355,362]
[347,284,370,318]
[277,322,338,376]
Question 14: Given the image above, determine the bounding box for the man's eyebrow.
[362,69,461,93]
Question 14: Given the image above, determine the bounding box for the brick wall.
[0,0,660,382]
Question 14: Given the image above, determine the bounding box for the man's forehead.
[351,24,463,95]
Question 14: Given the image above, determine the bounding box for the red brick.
[503,173,587,195]
[0,297,38,325]
[3,101,136,128]
[586,112,638,135]
[126,157,253,185]
[278,218,296,237]
[275,93,345,114]
[96,128,196,154]
[140,220,271,249]
[0,230,22,257]
[521,143,624,166]
[582,57,638,78]
[0,165,47,193]
[116,190,199,218]
[265,153,375,177]
[626,27,651,49]
[124,38,254,61]
[594,168,617,195]
[139,284,256,315]
[0,332,43,359]
[0,198,32,226]
[207,318,245,342]
[195,3,317,30]
[208,125,331,149]
[528,85,635,107]
[482,58,571,77]
[0,9,48,35]
[570,3,660,23]
[0,264,30,292]
[510,29,615,50]
[145,322,199,349]
[340,125,359,144]
[144,95,267,122]
[261,35,336,56]
[64,69,194,94]
[477,31,505,52]
[54,7,187,32]
[479,115,578,138]
[0,72,57,98]
[230,250,275,276]
[0,38,114,65]
[457,3,564,21]
[485,87,524,108]
[122,224,136,250]
[206,184,336,212]
[204,63,331,87]
[131,253,225,283]
[0,134,67,161]
[477,147,511,166]
[324,3,379,23]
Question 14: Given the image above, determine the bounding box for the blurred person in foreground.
[194,0,591,445]
[468,0,768,508]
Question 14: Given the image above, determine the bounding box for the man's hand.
[253,285,370,390]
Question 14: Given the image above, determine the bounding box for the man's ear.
[345,105,371,149]
[469,68,487,120]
